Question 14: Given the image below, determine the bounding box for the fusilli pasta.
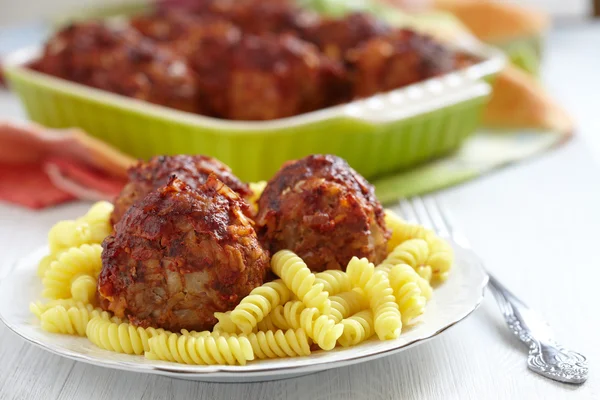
[42,244,102,299]
[230,280,292,334]
[388,265,427,325]
[81,201,114,243]
[329,290,369,324]
[70,274,97,305]
[347,257,402,340]
[146,333,254,365]
[38,303,114,336]
[384,210,454,281]
[213,312,239,334]
[86,317,169,355]
[338,309,375,347]
[246,329,311,359]
[314,270,351,296]
[48,220,93,254]
[271,250,331,315]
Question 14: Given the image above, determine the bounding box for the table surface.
[1,22,599,400]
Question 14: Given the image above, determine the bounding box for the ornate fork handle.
[487,274,588,384]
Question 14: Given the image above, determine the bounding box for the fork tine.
[422,197,451,238]
[410,196,434,229]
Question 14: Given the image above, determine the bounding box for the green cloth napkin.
[373,130,565,204]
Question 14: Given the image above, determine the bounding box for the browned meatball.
[299,13,390,61]
[130,11,242,59]
[98,175,270,332]
[189,33,349,120]
[348,29,475,98]
[111,155,252,226]
[30,21,201,113]
[255,155,390,272]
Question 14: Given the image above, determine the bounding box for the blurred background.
[0,0,596,25]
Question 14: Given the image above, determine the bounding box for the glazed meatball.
[255,155,390,272]
[300,13,390,61]
[98,175,270,332]
[111,155,252,226]
[130,11,242,59]
[189,33,349,120]
[348,29,475,98]
[30,21,200,113]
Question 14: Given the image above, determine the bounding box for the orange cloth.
[0,121,136,209]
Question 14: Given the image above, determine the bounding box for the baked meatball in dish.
[255,155,390,272]
[348,29,475,98]
[111,155,252,226]
[299,12,390,61]
[189,33,349,120]
[99,175,270,332]
[30,21,201,113]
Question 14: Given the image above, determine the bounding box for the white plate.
[0,243,487,382]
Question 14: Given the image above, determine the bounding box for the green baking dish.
[4,41,504,182]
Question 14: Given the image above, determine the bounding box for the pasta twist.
[248,181,267,208]
[376,239,429,276]
[314,270,351,296]
[256,301,302,332]
[146,333,254,365]
[30,299,82,318]
[230,280,292,334]
[213,312,239,334]
[388,265,427,325]
[347,257,402,340]
[271,250,330,315]
[37,253,62,279]
[338,309,375,347]
[82,201,114,243]
[384,210,454,281]
[330,290,369,323]
[42,244,103,299]
[48,220,93,254]
[38,304,115,336]
[70,274,97,305]
[247,329,311,359]
[299,307,343,351]
[86,317,169,355]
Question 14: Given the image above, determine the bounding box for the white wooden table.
[1,23,599,400]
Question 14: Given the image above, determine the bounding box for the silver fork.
[397,196,589,384]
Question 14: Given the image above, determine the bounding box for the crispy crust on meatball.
[255,155,390,272]
[348,29,475,98]
[111,155,252,226]
[99,175,269,331]
[30,21,201,113]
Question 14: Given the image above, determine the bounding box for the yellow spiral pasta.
[329,290,369,323]
[299,307,343,351]
[37,303,115,336]
[338,309,375,347]
[42,244,103,299]
[314,270,351,296]
[376,238,430,276]
[213,312,239,334]
[48,220,94,254]
[86,317,169,355]
[37,253,62,279]
[30,298,83,318]
[70,274,97,305]
[246,329,311,359]
[81,201,114,243]
[347,257,402,340]
[384,210,454,281]
[230,280,292,334]
[388,265,427,325]
[256,301,301,332]
[146,333,254,365]
[271,250,330,315]
[248,181,267,208]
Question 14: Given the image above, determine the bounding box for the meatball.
[98,175,270,331]
[299,13,390,61]
[130,11,242,60]
[348,29,475,98]
[255,155,390,272]
[111,155,252,226]
[189,33,349,120]
[30,21,201,113]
